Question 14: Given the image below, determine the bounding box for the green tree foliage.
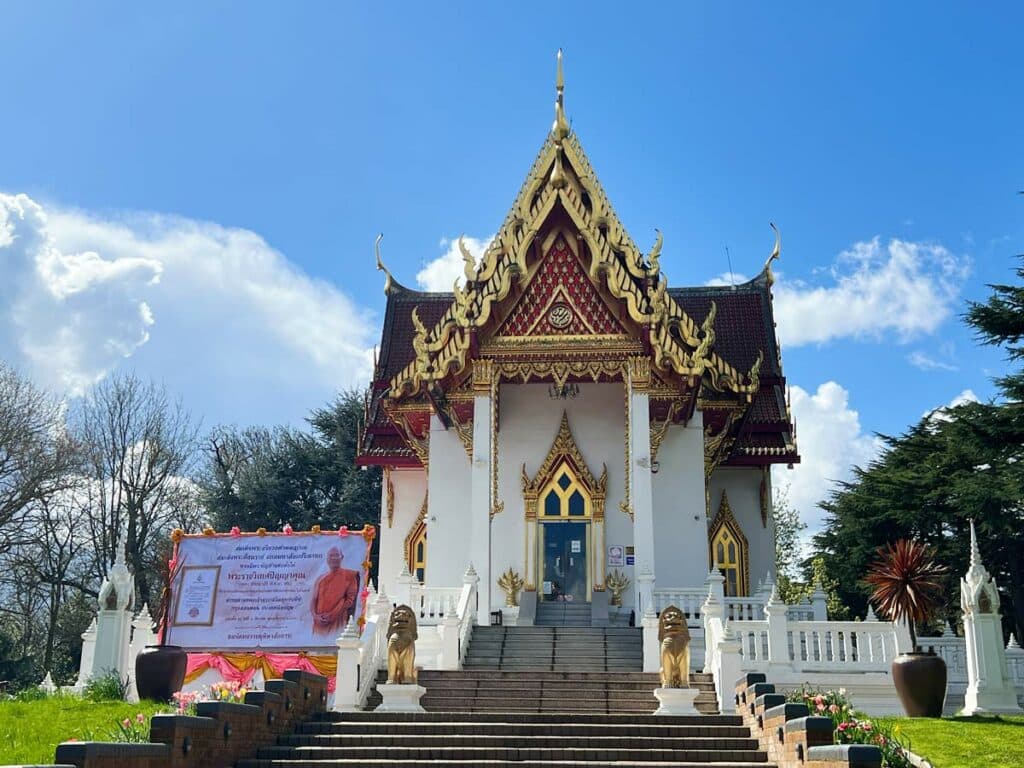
[811,257,1024,640]
[201,389,382,536]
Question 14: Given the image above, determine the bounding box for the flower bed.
[787,685,913,768]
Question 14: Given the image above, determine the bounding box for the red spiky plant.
[864,539,948,651]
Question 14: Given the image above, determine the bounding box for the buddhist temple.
[358,51,799,625]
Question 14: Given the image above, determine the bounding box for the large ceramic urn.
[135,644,188,703]
[891,650,947,717]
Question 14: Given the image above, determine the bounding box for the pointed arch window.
[404,493,428,582]
[709,491,749,596]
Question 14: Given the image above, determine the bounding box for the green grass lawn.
[878,715,1024,768]
[0,697,165,765]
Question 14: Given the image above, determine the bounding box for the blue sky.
[1,3,1021,527]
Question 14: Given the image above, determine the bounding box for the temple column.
[627,357,656,610]
[469,361,494,626]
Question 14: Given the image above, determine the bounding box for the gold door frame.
[521,412,607,594]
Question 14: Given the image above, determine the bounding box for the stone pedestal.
[653,687,699,715]
[377,683,426,712]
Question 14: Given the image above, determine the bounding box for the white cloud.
[907,351,958,372]
[0,194,161,395]
[925,388,980,422]
[773,238,970,348]
[774,381,881,535]
[0,193,376,426]
[415,234,493,292]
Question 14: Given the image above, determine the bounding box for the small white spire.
[339,616,359,640]
[865,605,879,622]
[1008,634,1020,650]
[969,519,983,569]
[943,621,955,638]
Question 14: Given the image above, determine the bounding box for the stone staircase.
[536,599,593,625]
[464,624,643,671]
[238,710,776,767]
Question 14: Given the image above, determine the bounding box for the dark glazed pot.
[891,651,947,717]
[135,644,187,702]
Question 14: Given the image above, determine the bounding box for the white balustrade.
[786,621,898,671]
[407,585,463,624]
[920,635,969,682]
[652,588,706,621]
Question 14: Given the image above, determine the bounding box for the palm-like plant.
[864,539,948,651]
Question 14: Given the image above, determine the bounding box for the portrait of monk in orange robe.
[310,546,360,636]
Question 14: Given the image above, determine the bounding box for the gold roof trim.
[387,60,762,402]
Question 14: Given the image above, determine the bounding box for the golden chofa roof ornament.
[375,232,395,295]
[762,223,781,288]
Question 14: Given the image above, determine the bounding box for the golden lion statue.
[386,604,418,684]
[658,604,691,688]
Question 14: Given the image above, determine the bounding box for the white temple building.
[357,51,798,626]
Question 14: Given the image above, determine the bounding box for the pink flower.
[230,526,241,537]
[816,702,825,711]
[136,713,146,723]
[283,523,294,535]
[122,718,131,728]
[829,704,839,713]
[338,526,349,537]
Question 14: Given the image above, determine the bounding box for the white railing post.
[715,622,743,713]
[764,586,790,671]
[809,580,829,621]
[642,598,661,674]
[440,596,460,670]
[702,570,725,673]
[637,567,655,623]
[333,619,362,712]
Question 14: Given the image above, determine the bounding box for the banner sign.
[164,527,375,651]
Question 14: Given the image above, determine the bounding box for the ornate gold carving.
[459,235,477,284]
[658,606,692,688]
[384,467,395,528]
[606,569,630,607]
[490,374,503,520]
[649,400,681,465]
[620,378,633,521]
[495,358,625,388]
[471,358,494,393]
[497,568,525,607]
[522,412,607,521]
[395,412,430,469]
[386,605,418,684]
[627,355,652,390]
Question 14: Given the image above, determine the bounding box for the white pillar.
[629,384,656,581]
[961,521,1023,715]
[469,375,493,626]
[809,580,829,621]
[333,619,362,712]
[393,566,417,610]
[75,618,98,690]
[702,570,726,674]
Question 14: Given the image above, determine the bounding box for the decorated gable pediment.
[495,232,629,340]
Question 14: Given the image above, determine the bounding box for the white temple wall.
[425,413,473,588]
[378,468,427,596]
[493,382,628,610]
[652,409,709,592]
[708,466,775,593]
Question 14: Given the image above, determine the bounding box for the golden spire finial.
[375,233,395,295]
[552,48,570,141]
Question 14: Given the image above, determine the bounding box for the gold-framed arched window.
[407,521,426,582]
[709,491,748,596]
[404,492,428,582]
[540,462,592,519]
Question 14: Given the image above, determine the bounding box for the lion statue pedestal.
[653,604,697,715]
[378,604,426,713]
